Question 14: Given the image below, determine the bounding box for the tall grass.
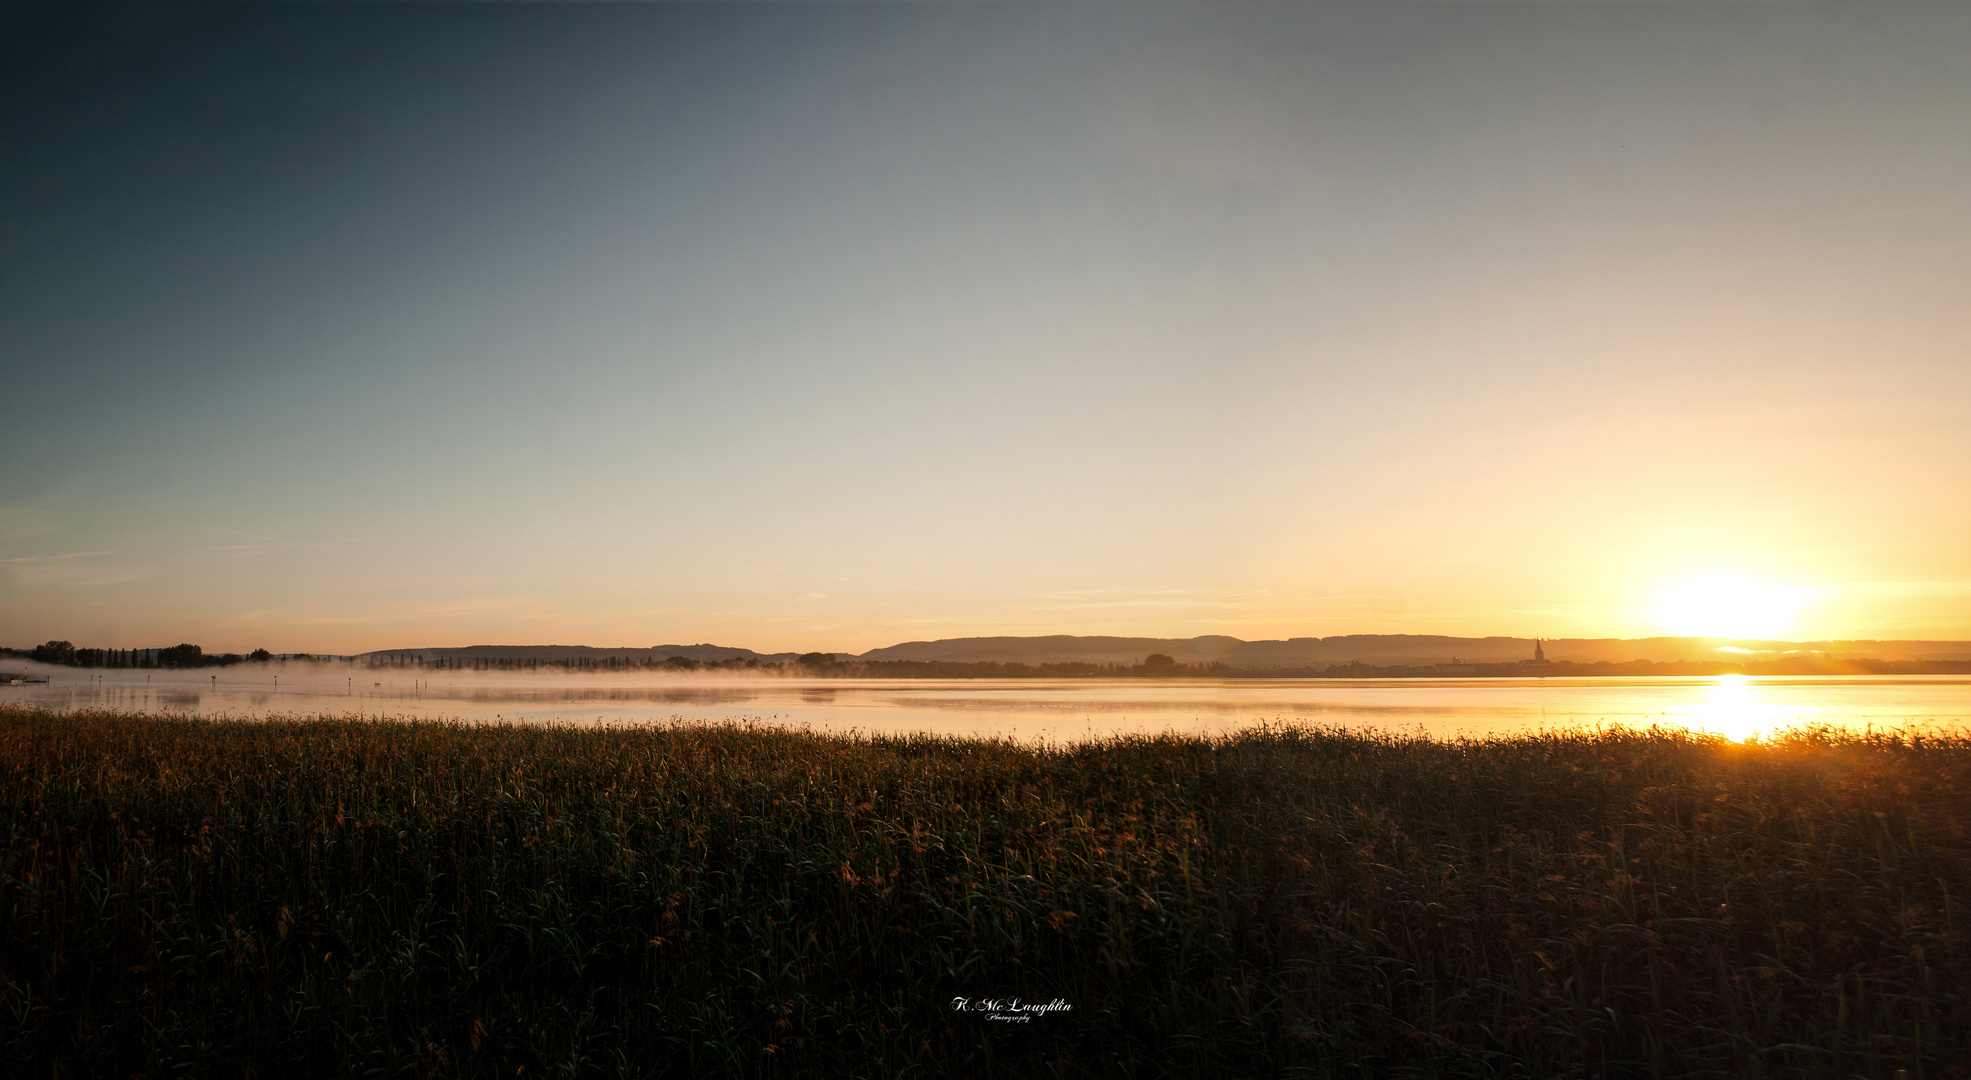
[1,705,1965,1077]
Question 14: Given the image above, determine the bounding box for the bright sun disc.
[1652,576,1807,639]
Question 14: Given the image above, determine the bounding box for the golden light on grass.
[1650,574,1809,639]
[5,705,1967,1072]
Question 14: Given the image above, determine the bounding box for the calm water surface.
[7,667,1971,741]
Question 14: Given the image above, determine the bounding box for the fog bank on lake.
[5,664,1970,742]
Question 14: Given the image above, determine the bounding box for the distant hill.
[855,635,1971,667]
[357,644,812,664]
[351,636,1971,670]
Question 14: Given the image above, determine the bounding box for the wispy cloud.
[1025,587,1233,612]
[1835,579,1971,595]
[0,506,60,542]
[191,536,382,560]
[1042,598,1221,611]
[1,551,148,588]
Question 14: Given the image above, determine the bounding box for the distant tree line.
[743,654,1971,679]
[351,653,1191,676]
[360,654,772,673]
[842,655,1971,679]
[1215,657,1971,678]
[9,642,308,669]
[14,642,1963,678]
[318,652,1971,679]
[772,653,1219,678]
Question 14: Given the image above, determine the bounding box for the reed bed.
[1,705,1965,1078]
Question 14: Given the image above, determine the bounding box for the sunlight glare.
[1688,674,1768,742]
[1651,576,1807,639]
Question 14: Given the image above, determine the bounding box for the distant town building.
[1533,639,1547,663]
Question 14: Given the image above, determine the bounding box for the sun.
[1651,575,1808,639]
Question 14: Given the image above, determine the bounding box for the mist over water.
[5,663,1969,742]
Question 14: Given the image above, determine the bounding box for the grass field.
[1,705,1966,1078]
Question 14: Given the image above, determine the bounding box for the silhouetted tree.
[31,641,75,665]
[159,644,203,668]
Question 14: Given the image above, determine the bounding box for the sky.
[3,2,1968,656]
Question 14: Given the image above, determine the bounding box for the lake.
[6,666,1971,742]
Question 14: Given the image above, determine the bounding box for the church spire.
[1534,638,1546,662]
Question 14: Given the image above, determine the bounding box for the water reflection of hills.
[5,675,1968,741]
[875,695,1530,717]
[440,687,772,707]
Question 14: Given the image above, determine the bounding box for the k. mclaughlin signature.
[950,996,1074,1023]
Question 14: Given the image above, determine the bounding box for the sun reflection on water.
[1678,674,1784,742]
[5,671,1967,741]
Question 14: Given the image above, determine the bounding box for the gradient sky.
[4,2,1968,655]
